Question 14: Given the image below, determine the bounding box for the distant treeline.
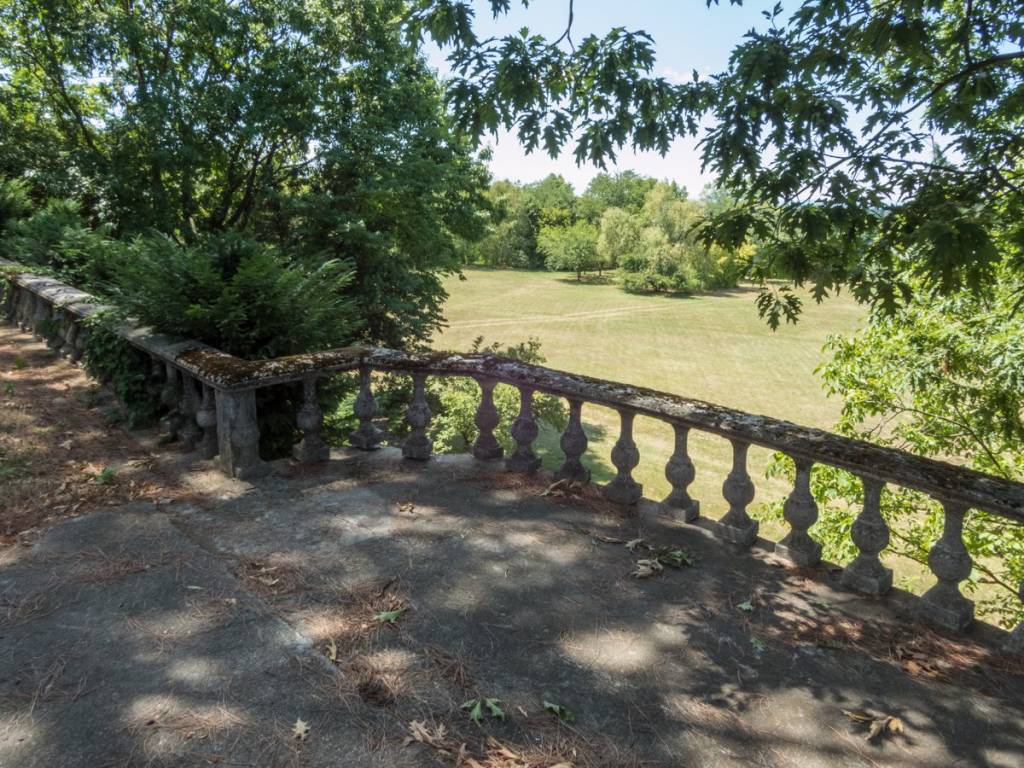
[463,172,750,294]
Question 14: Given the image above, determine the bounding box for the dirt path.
[0,326,189,548]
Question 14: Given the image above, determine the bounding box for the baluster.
[602,409,642,506]
[179,375,203,448]
[46,309,66,352]
[71,318,89,361]
[472,377,503,460]
[1,283,13,321]
[841,477,893,595]
[506,386,541,473]
[160,363,183,441]
[402,372,432,460]
[661,423,699,522]
[718,438,758,546]
[349,366,381,450]
[555,398,590,483]
[776,457,822,566]
[294,377,329,462]
[215,387,266,479]
[147,357,165,401]
[60,312,78,358]
[17,291,34,330]
[918,499,974,631]
[1006,582,1024,653]
[31,297,50,339]
[195,383,219,459]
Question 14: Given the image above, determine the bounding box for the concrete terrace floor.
[1,329,1024,768]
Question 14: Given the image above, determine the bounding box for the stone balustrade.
[4,261,1024,647]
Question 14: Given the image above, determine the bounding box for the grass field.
[434,268,865,529]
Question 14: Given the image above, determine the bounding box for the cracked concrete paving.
[1,443,1023,767]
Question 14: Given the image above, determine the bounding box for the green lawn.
[433,269,865,525]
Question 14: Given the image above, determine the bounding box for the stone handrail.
[2,262,1022,647]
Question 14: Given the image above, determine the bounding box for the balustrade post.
[717,438,758,546]
[841,477,892,595]
[215,387,267,479]
[918,499,974,631]
[472,377,503,460]
[402,373,432,460]
[179,375,203,449]
[294,377,329,462]
[602,409,642,506]
[196,383,219,459]
[349,366,382,450]
[776,457,822,566]
[506,386,541,474]
[661,424,699,522]
[160,363,183,441]
[1006,582,1024,653]
[555,399,590,483]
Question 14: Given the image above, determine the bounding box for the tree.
[766,262,1024,627]
[412,1,1024,322]
[596,207,641,270]
[470,181,542,268]
[523,174,577,227]
[0,0,490,348]
[537,220,599,280]
[578,171,657,222]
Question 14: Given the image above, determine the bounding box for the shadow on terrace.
[1,440,1023,767]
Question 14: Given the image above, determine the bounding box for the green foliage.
[0,199,123,291]
[112,233,359,359]
[0,176,30,234]
[461,698,504,726]
[764,266,1024,627]
[80,312,162,428]
[470,181,543,269]
[579,171,658,222]
[429,337,567,453]
[596,207,641,270]
[537,220,600,280]
[615,185,746,294]
[1,0,490,349]
[413,1,1024,322]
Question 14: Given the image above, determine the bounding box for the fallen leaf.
[631,559,663,578]
[325,637,338,663]
[625,538,646,552]
[292,719,310,741]
[655,547,694,568]
[374,607,407,624]
[737,600,754,612]
[543,701,575,722]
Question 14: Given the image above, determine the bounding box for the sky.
[423,1,775,194]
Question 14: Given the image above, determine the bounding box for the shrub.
[0,177,31,235]
[112,232,360,359]
[80,312,163,428]
[0,198,123,290]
